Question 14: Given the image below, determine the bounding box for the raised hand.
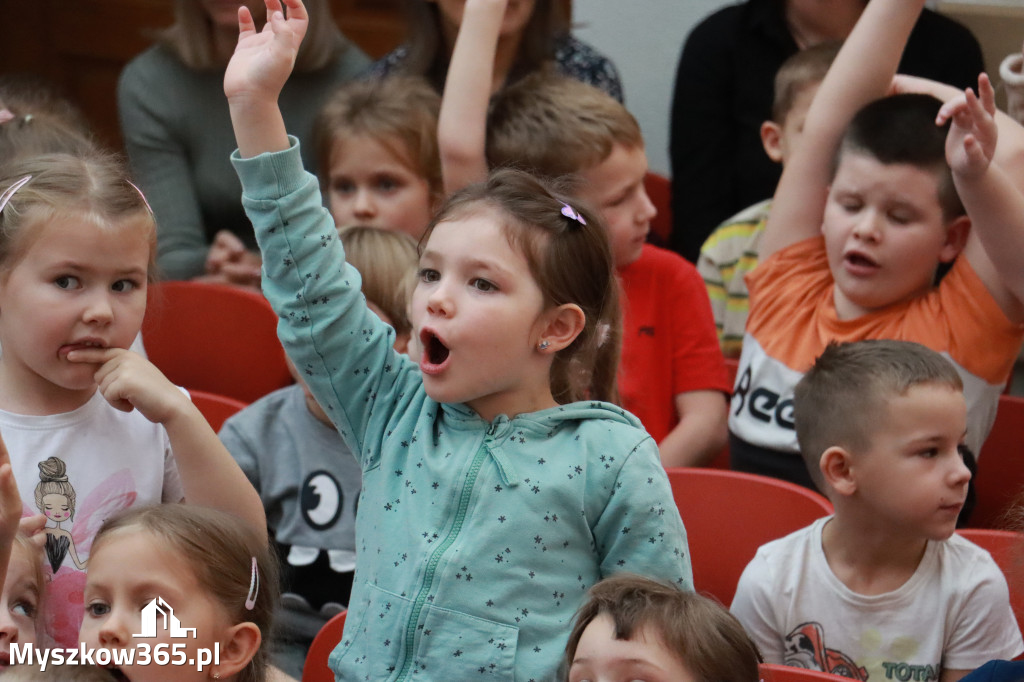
[938,73,998,180]
[224,0,308,106]
[65,348,190,425]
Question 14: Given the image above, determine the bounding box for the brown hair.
[487,73,643,179]
[90,505,278,682]
[159,0,349,71]
[9,533,46,644]
[425,168,621,404]
[313,76,443,203]
[0,76,98,159]
[339,225,418,338]
[34,458,77,521]
[397,0,568,92]
[565,574,762,682]
[794,340,964,491]
[771,41,841,123]
[0,152,157,280]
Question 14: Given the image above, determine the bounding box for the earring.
[537,340,551,351]
[212,674,220,680]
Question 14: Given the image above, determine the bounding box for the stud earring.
[538,340,551,351]
[212,674,220,680]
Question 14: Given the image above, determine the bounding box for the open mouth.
[420,329,450,373]
[59,340,108,356]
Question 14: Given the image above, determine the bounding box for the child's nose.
[851,212,882,241]
[353,188,377,217]
[97,612,129,647]
[425,283,454,317]
[0,613,19,643]
[637,187,657,224]
[83,292,114,325]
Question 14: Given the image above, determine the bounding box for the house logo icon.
[133,597,197,639]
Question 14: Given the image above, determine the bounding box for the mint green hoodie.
[233,142,692,681]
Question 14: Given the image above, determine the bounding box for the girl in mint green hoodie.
[224,2,692,679]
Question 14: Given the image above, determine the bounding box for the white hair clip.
[0,175,32,215]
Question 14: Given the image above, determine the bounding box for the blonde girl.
[224,2,690,679]
[313,77,442,240]
[79,504,278,682]
[0,153,263,646]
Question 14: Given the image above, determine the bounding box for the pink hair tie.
[560,202,586,227]
[0,175,32,215]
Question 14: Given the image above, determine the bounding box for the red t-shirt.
[618,244,731,443]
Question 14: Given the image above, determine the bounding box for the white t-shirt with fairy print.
[0,390,184,648]
[731,517,1023,681]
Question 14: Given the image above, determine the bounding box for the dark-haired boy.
[728,0,1024,489]
[731,340,1023,681]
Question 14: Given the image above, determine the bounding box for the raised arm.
[437,0,507,195]
[761,0,928,261]
[224,0,307,159]
[940,74,1024,323]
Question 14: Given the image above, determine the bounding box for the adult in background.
[668,0,983,263]
[369,0,623,101]
[118,0,370,285]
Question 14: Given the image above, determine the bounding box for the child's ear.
[535,303,586,354]
[760,121,785,164]
[212,621,261,679]
[820,446,856,497]
[939,215,971,263]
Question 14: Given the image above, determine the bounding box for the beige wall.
[936,1,1024,110]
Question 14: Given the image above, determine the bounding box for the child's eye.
[418,268,440,283]
[376,176,401,192]
[54,275,81,290]
[919,448,939,459]
[85,602,110,617]
[12,600,36,618]
[471,278,497,292]
[331,179,356,195]
[888,211,913,225]
[111,279,138,293]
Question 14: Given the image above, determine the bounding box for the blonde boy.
[699,42,839,358]
[731,340,1023,681]
[437,0,731,466]
[728,0,1024,488]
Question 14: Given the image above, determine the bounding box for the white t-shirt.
[731,517,1023,680]
[0,390,184,648]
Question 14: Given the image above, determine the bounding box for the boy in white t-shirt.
[731,340,1023,682]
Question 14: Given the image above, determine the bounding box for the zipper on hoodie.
[395,434,492,680]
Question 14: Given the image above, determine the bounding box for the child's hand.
[938,73,998,180]
[66,348,190,424]
[204,230,262,288]
[0,431,22,546]
[223,0,308,108]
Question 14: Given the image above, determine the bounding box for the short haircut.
[794,340,964,490]
[837,94,964,220]
[312,76,442,202]
[771,42,841,123]
[339,225,418,338]
[565,574,761,681]
[486,73,643,179]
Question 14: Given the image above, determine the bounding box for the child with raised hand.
[79,504,278,682]
[698,42,839,358]
[0,152,265,647]
[224,2,691,679]
[565,573,760,682]
[731,340,1023,681]
[218,225,418,678]
[438,0,730,467]
[312,76,442,240]
[728,0,1024,490]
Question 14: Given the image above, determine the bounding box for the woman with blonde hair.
[118,0,369,285]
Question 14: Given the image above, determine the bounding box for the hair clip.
[560,202,586,227]
[0,175,32,215]
[0,109,14,124]
[127,180,153,216]
[245,556,259,611]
